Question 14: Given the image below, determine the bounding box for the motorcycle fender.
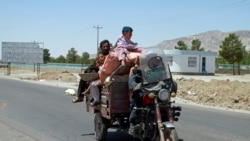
[162,122,175,129]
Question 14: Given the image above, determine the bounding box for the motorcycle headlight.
[158,89,170,101]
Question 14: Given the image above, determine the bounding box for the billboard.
[2,42,44,63]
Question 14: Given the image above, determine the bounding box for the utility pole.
[93,25,103,53]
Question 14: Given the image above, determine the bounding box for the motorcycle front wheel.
[166,128,179,141]
[152,128,178,141]
[94,112,108,141]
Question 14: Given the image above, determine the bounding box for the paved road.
[175,104,250,141]
[0,77,250,141]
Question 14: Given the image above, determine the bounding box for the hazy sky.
[1,0,249,58]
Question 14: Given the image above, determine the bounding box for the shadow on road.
[81,132,95,136]
[80,130,184,141]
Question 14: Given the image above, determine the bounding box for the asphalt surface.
[0,76,250,141]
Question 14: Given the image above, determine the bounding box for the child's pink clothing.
[114,36,142,61]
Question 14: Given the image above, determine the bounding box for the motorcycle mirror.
[134,75,141,83]
[171,80,178,93]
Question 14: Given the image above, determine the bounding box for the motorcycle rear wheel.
[94,112,108,141]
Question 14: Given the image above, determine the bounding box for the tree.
[56,55,66,63]
[82,52,90,64]
[191,39,204,51]
[175,40,188,50]
[43,48,51,64]
[49,57,56,63]
[236,46,246,74]
[242,50,250,65]
[88,58,95,65]
[219,33,244,75]
[66,47,78,63]
[240,47,249,64]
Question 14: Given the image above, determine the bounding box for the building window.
[166,56,173,66]
[188,57,197,67]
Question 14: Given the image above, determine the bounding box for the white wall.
[203,56,216,73]
[164,50,217,74]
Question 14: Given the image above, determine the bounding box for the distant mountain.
[149,30,250,52]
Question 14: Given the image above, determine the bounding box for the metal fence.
[217,64,250,70]
[9,63,90,69]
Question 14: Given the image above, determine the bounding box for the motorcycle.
[83,48,181,141]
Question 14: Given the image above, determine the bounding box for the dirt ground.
[1,66,249,111]
[175,76,250,111]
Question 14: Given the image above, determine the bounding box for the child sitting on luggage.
[113,26,142,67]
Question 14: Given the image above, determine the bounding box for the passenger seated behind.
[83,52,106,106]
[71,39,111,103]
[72,59,99,103]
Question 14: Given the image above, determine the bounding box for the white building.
[164,50,217,75]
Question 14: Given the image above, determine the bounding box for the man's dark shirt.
[84,65,99,73]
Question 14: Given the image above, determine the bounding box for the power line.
[93,25,103,53]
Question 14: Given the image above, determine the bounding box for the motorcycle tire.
[152,128,179,141]
[94,112,108,141]
[167,129,179,141]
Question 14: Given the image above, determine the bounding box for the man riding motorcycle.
[128,51,170,136]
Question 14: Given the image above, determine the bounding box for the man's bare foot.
[121,60,125,66]
[82,88,90,95]
[90,99,100,106]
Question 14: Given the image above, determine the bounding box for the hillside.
[150,30,250,52]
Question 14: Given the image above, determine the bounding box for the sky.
[1,0,250,58]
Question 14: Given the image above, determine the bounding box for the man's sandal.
[72,97,83,103]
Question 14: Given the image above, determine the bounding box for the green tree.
[66,47,78,63]
[246,51,250,64]
[191,39,204,51]
[88,58,95,65]
[215,57,227,64]
[241,48,250,65]
[49,57,56,63]
[82,52,90,64]
[175,40,188,50]
[56,55,66,63]
[43,48,51,64]
[219,33,244,75]
[247,51,250,65]
[75,55,81,64]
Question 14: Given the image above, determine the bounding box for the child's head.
[93,59,100,67]
[97,52,105,65]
